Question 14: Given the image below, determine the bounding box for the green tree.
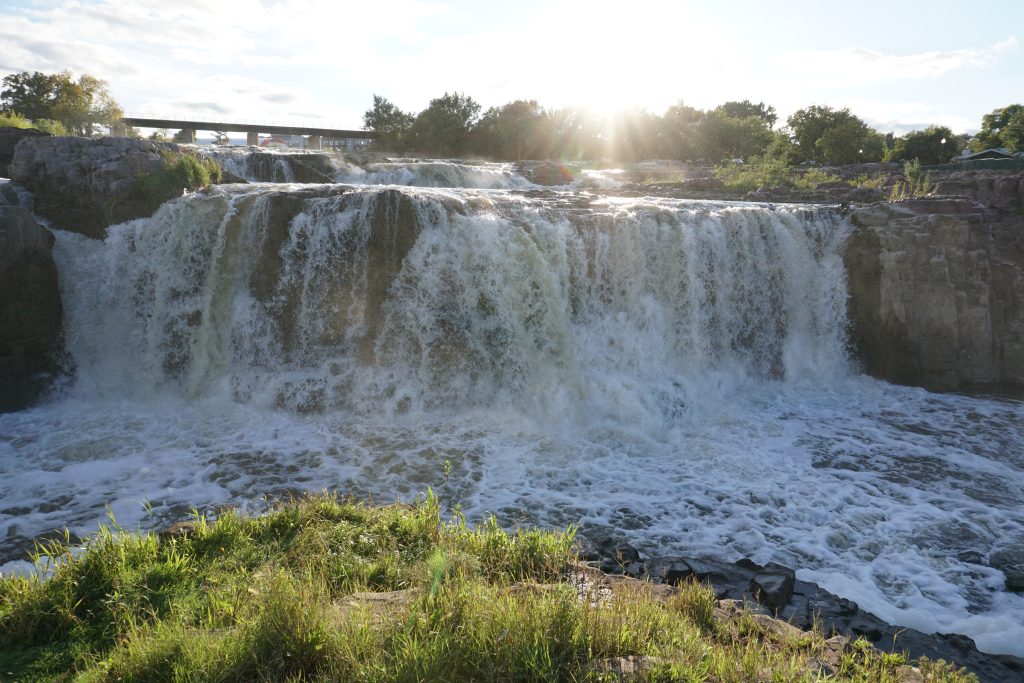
[1,71,122,136]
[715,100,777,128]
[362,94,414,151]
[658,101,703,160]
[887,126,957,165]
[410,92,481,156]
[786,105,882,164]
[971,104,1024,153]
[695,110,773,162]
[815,119,885,165]
[472,100,549,160]
[212,131,230,146]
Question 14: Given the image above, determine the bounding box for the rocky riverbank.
[582,535,1023,683]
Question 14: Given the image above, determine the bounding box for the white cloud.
[781,38,1019,85]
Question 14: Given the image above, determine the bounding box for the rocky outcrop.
[0,193,63,412]
[582,536,1024,683]
[10,136,218,239]
[846,172,1024,393]
[203,148,336,183]
[0,127,51,177]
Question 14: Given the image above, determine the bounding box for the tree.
[971,104,1024,153]
[212,131,230,146]
[410,92,481,156]
[887,126,957,165]
[815,119,885,165]
[786,105,882,164]
[1,71,123,136]
[715,100,777,128]
[149,129,171,142]
[658,101,703,160]
[695,110,773,162]
[472,100,550,160]
[362,94,414,151]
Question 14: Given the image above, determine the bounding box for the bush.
[134,152,222,212]
[889,159,933,201]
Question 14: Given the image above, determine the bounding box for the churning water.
[1,177,1023,656]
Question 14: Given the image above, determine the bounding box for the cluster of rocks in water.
[582,535,1024,683]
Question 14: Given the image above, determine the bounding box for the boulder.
[10,136,219,239]
[0,127,51,177]
[749,563,795,609]
[846,175,1024,393]
[0,203,63,412]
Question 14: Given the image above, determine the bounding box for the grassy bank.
[0,494,975,682]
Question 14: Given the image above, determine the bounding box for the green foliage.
[889,159,933,201]
[474,100,550,161]
[715,99,778,128]
[786,105,884,165]
[0,493,976,682]
[971,104,1024,153]
[410,91,481,156]
[362,94,415,151]
[148,129,172,143]
[134,153,223,212]
[887,126,958,165]
[0,110,67,135]
[0,111,31,128]
[1,70,122,137]
[714,152,842,193]
[696,110,774,162]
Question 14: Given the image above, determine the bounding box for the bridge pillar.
[307,134,321,151]
[246,131,259,146]
[178,128,196,144]
[110,121,127,137]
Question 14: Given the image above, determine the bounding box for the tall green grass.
[0,493,976,682]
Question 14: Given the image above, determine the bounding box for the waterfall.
[55,185,850,419]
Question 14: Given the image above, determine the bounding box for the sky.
[0,0,1021,134]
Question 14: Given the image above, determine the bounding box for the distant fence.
[925,159,1024,172]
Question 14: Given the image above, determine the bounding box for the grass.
[714,155,847,194]
[0,493,977,682]
[133,152,223,212]
[0,111,68,136]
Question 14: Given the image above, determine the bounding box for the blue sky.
[0,0,1020,133]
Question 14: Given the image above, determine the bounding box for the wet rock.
[0,204,63,412]
[749,563,795,609]
[587,536,641,573]
[989,546,1024,592]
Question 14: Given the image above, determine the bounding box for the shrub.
[134,152,222,212]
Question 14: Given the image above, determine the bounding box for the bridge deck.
[121,117,375,138]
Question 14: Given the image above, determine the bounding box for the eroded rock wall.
[846,172,1024,392]
[0,200,63,412]
[10,137,198,238]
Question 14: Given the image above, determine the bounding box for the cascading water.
[1,181,1023,657]
[334,160,534,189]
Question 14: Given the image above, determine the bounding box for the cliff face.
[9,137,216,239]
[0,191,63,412]
[846,173,1024,393]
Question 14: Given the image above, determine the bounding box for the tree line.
[365,93,1024,166]
[2,70,1022,167]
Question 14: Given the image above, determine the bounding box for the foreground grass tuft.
[0,493,976,681]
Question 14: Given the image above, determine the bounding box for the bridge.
[116,116,376,150]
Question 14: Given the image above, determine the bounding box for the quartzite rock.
[0,127,51,177]
[10,136,201,239]
[846,173,1024,393]
[0,204,63,412]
